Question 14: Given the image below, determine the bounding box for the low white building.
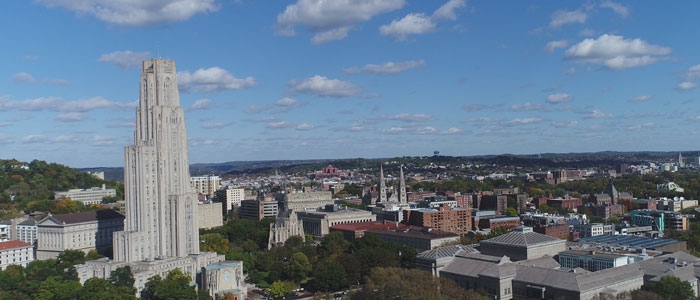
[55,185,116,205]
[0,240,34,270]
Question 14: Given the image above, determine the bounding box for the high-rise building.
[112,58,199,262]
[77,59,245,299]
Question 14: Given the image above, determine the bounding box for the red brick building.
[403,205,472,235]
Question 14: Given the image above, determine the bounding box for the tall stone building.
[77,59,245,299]
[112,58,199,262]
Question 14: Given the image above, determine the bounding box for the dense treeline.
[0,159,124,218]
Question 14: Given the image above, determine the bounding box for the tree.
[269,280,297,299]
[109,266,137,295]
[504,207,518,217]
[652,276,695,300]
[141,269,197,300]
[285,252,312,283]
[319,231,349,257]
[350,267,491,300]
[311,258,347,292]
[200,233,230,254]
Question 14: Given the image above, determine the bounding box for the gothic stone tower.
[113,59,199,262]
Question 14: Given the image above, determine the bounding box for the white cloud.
[417,127,437,134]
[549,9,587,28]
[511,102,543,111]
[59,96,134,112]
[380,13,435,41]
[684,65,700,80]
[626,123,654,131]
[445,127,462,134]
[178,67,255,93]
[545,40,568,52]
[546,93,572,104]
[21,135,49,144]
[677,81,697,90]
[389,113,434,122]
[504,118,542,126]
[202,122,228,129]
[600,1,629,18]
[56,112,87,122]
[275,97,297,106]
[36,0,218,26]
[296,123,314,131]
[12,72,36,84]
[54,135,81,143]
[191,99,212,110]
[432,0,466,21]
[552,121,578,128]
[91,135,116,146]
[0,97,62,111]
[276,0,405,44]
[380,0,465,41]
[386,127,408,134]
[565,34,671,70]
[98,51,151,69]
[290,75,362,98]
[348,125,366,131]
[267,121,292,129]
[584,109,613,119]
[345,60,425,75]
[630,95,652,102]
[463,104,496,111]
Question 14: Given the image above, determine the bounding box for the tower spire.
[399,165,407,204]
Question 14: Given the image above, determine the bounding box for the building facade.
[37,210,125,259]
[402,206,472,235]
[0,240,34,270]
[54,185,116,205]
[216,187,245,212]
[191,175,221,198]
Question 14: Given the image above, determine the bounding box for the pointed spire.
[399,165,407,204]
[378,164,387,203]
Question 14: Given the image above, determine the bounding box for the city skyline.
[1,1,700,168]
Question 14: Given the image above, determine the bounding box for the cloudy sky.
[1,1,699,167]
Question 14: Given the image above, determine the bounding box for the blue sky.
[1,1,699,168]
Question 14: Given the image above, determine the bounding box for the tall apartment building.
[403,205,472,235]
[191,175,221,198]
[76,59,244,299]
[54,184,116,205]
[216,187,245,212]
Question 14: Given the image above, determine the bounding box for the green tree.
[350,267,491,300]
[652,276,695,300]
[141,269,197,300]
[269,280,298,299]
[200,233,230,254]
[109,266,137,295]
[311,258,347,292]
[285,252,312,283]
[504,207,518,217]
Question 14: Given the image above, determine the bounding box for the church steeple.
[399,165,407,204]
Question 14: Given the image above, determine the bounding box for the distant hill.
[74,150,698,181]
